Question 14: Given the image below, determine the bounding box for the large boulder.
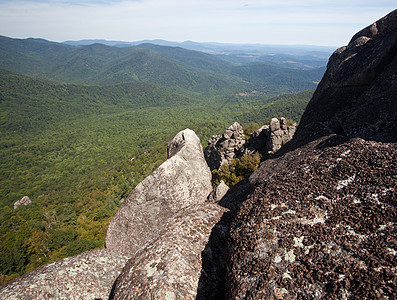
[207,180,229,203]
[205,119,296,171]
[227,136,397,299]
[222,10,397,299]
[0,249,129,300]
[106,128,213,257]
[13,196,32,209]
[290,9,397,150]
[110,203,227,299]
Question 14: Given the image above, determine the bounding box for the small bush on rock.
[212,153,261,187]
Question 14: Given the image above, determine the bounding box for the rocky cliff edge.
[106,128,213,257]
[224,10,397,299]
[1,10,396,300]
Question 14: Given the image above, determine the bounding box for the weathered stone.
[106,128,212,257]
[204,122,245,170]
[269,117,280,131]
[290,9,397,149]
[13,196,32,209]
[221,10,397,299]
[206,119,296,171]
[166,129,188,158]
[0,249,129,300]
[3,11,397,300]
[110,203,227,300]
[242,118,296,156]
[207,180,229,203]
[280,117,287,130]
[227,137,397,299]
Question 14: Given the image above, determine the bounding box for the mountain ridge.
[0,35,325,94]
[2,10,396,298]
[63,38,335,69]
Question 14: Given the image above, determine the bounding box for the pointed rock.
[204,122,246,170]
[106,129,212,257]
[292,9,397,148]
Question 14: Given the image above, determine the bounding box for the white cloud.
[0,0,395,45]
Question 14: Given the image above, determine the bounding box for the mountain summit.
[1,9,396,300]
[292,9,397,148]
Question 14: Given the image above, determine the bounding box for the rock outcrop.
[289,9,397,150]
[227,137,397,299]
[204,122,246,170]
[1,128,222,299]
[2,10,396,300]
[223,10,397,299]
[13,196,31,209]
[0,249,129,299]
[106,128,213,257]
[204,118,296,171]
[111,203,227,299]
[243,117,296,157]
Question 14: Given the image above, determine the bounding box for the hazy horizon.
[61,38,337,48]
[0,1,395,48]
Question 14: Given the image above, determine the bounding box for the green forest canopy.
[0,36,319,283]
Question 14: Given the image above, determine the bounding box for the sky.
[0,0,395,47]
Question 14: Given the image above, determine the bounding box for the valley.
[0,36,320,283]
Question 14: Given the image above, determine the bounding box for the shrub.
[212,153,261,187]
[243,122,260,138]
[0,247,26,276]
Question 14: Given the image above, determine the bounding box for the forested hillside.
[0,35,319,283]
[64,39,334,70]
[0,35,323,95]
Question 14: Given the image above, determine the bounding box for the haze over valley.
[0,34,327,282]
[0,2,396,298]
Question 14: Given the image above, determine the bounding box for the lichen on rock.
[224,9,397,299]
[110,203,227,300]
[204,118,296,172]
[106,128,213,257]
[0,249,129,300]
[204,122,246,171]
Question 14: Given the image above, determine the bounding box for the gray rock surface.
[269,117,296,153]
[243,117,296,156]
[207,180,229,203]
[13,196,32,209]
[0,249,129,300]
[3,10,396,300]
[205,119,296,171]
[110,203,227,300]
[204,122,246,170]
[221,10,397,299]
[227,136,397,299]
[106,128,213,257]
[289,9,397,150]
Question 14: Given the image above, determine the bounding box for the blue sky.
[0,0,395,46]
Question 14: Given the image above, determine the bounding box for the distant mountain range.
[0,33,324,284]
[63,39,335,69]
[0,35,326,95]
